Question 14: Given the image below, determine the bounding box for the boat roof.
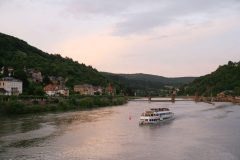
[142,110,172,114]
[150,108,169,111]
[144,111,154,114]
[156,111,172,114]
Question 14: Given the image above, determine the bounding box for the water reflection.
[0,101,240,160]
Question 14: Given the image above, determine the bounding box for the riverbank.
[0,96,128,115]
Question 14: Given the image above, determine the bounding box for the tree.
[43,76,51,85]
[3,67,8,77]
[26,83,44,96]
[14,69,29,90]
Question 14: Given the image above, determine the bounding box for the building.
[216,91,234,102]
[44,84,69,96]
[48,76,65,85]
[74,84,95,95]
[93,86,103,95]
[0,88,7,95]
[105,83,115,95]
[44,84,59,96]
[216,92,226,99]
[57,85,69,97]
[29,70,43,83]
[74,84,103,95]
[25,69,43,83]
[1,67,14,76]
[0,77,23,95]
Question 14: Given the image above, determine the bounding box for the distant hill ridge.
[118,73,195,84]
[102,72,196,96]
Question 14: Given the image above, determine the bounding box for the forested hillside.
[118,73,195,85]
[183,61,240,96]
[0,32,110,94]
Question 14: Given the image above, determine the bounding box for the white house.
[0,77,23,95]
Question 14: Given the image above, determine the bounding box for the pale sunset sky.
[0,0,240,77]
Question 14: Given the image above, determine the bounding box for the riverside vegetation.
[0,95,127,115]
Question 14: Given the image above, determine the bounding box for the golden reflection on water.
[1,102,240,160]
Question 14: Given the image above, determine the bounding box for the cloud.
[48,0,240,36]
[148,35,170,40]
[0,0,12,7]
[0,0,239,76]
[65,0,141,17]
[111,0,240,36]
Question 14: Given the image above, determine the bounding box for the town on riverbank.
[1,36,240,115]
[1,66,239,116]
[0,67,127,115]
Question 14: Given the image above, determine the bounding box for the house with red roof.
[44,84,69,96]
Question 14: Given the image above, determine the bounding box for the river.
[1,99,240,160]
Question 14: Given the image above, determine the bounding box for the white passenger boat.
[139,108,174,125]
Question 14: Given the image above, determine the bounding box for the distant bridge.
[129,94,196,102]
[129,96,215,105]
[129,98,194,102]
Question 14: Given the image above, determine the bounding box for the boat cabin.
[150,108,169,112]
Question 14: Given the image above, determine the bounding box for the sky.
[0,0,240,77]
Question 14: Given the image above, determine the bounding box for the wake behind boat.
[139,108,174,125]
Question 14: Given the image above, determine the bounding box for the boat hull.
[139,116,174,125]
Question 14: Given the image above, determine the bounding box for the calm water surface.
[1,99,240,160]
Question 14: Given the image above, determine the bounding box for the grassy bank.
[0,96,127,115]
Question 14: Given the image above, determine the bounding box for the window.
[11,87,19,95]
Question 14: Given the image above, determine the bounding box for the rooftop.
[0,77,22,82]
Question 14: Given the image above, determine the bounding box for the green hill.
[102,72,196,96]
[183,61,240,96]
[118,73,195,84]
[0,32,110,94]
